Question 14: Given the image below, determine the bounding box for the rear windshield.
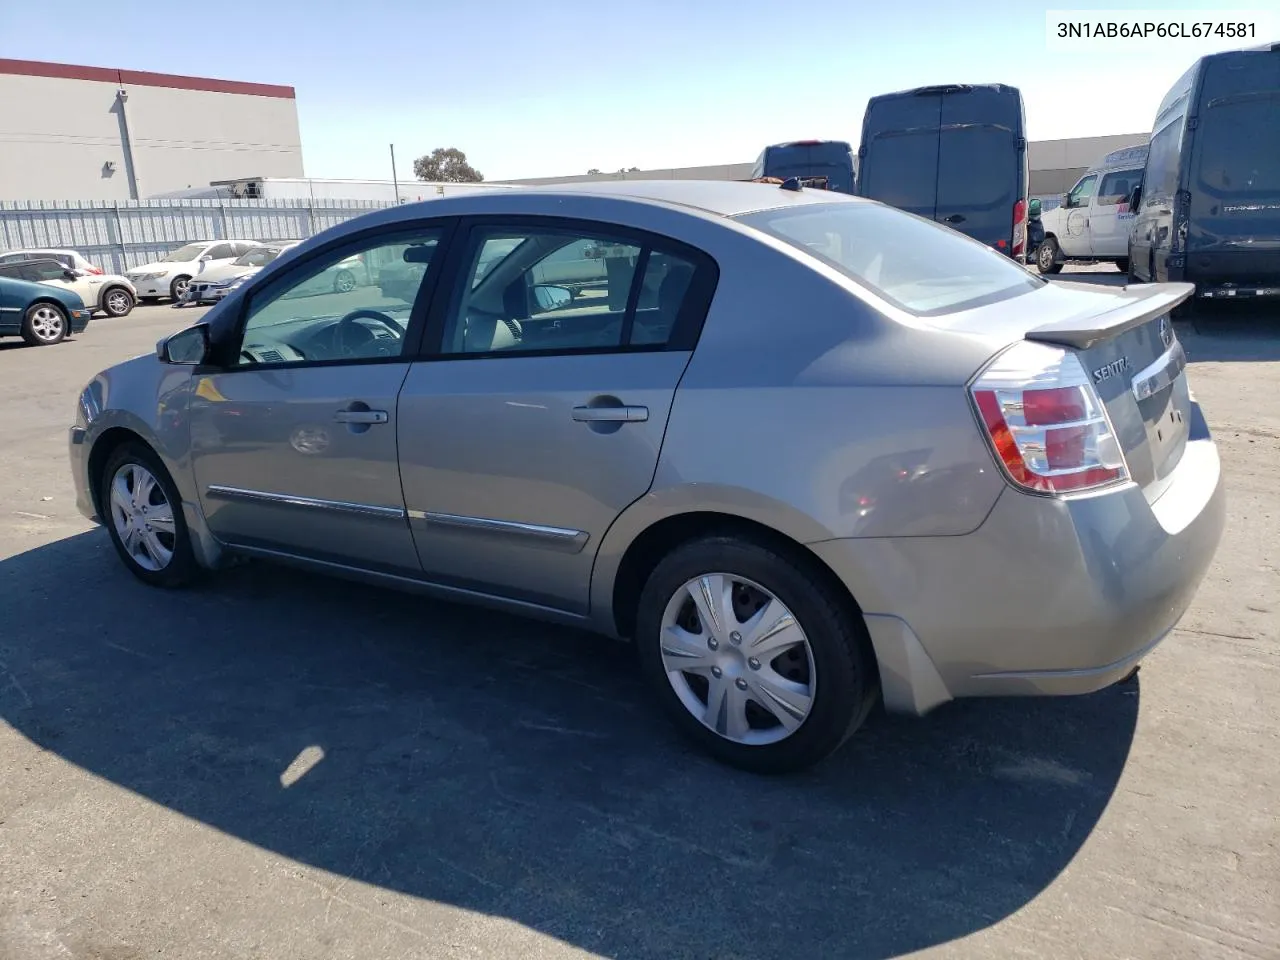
[736,201,1042,316]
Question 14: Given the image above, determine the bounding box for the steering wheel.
[334,309,404,357]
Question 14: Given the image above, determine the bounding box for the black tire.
[100,441,201,588]
[333,269,357,294]
[21,301,68,346]
[169,275,192,301]
[101,285,135,317]
[635,535,877,774]
[1036,237,1063,274]
[1114,258,1129,275]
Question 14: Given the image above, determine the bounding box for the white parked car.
[125,240,260,302]
[0,257,137,317]
[181,241,303,305]
[1036,144,1148,275]
[0,247,108,276]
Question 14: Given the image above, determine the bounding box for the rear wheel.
[100,441,200,588]
[101,286,135,317]
[635,535,876,774]
[21,302,68,345]
[1036,237,1063,274]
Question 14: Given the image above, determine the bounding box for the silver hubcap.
[109,463,176,572]
[173,278,189,296]
[1038,244,1054,271]
[336,272,355,292]
[660,573,816,746]
[106,291,130,314]
[30,306,64,341]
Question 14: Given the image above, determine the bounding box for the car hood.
[128,261,182,275]
[198,262,257,284]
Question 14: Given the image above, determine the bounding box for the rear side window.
[1142,118,1184,204]
[737,201,1042,316]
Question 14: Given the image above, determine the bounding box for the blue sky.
[0,1,1270,180]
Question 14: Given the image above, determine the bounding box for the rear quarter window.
[737,201,1043,316]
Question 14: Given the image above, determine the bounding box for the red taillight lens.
[971,341,1128,495]
[1011,199,1027,258]
[86,264,104,275]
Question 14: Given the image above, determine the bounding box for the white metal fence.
[0,198,395,274]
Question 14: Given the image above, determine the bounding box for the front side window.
[441,226,699,355]
[1067,175,1097,208]
[235,231,442,366]
[163,243,208,263]
[737,201,1042,316]
[1097,169,1143,206]
[22,261,68,282]
[235,246,282,268]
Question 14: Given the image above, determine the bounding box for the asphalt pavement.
[1,280,1277,960]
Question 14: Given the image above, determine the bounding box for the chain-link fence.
[0,198,395,274]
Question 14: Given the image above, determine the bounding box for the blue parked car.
[0,273,92,345]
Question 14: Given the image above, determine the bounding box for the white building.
[0,58,304,201]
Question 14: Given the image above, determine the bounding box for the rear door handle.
[572,405,648,423]
[334,409,389,424]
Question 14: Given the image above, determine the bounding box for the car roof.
[457,179,863,218]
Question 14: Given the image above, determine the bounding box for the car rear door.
[935,87,1022,251]
[396,217,716,615]
[858,93,943,220]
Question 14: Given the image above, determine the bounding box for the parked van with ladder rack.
[856,83,1029,259]
[1127,41,1280,305]
[1036,144,1149,274]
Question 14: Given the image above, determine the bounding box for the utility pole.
[390,144,401,204]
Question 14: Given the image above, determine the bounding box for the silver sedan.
[67,180,1225,773]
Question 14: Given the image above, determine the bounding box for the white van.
[1035,144,1148,274]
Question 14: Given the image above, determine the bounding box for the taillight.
[86,264,104,275]
[970,341,1128,495]
[1011,199,1027,259]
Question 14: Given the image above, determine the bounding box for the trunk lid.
[943,280,1195,499]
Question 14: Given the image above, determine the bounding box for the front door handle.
[572,405,648,423]
[334,409,389,424]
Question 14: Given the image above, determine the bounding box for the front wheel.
[101,286,135,317]
[100,441,201,587]
[1036,237,1063,274]
[21,302,68,345]
[333,269,357,294]
[170,275,191,301]
[635,536,877,774]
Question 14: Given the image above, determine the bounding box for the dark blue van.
[750,140,856,194]
[1128,42,1280,304]
[856,83,1029,259]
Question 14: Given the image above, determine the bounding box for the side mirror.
[199,254,213,262]
[1128,185,1143,210]
[157,324,210,365]
[532,284,573,312]
[1061,193,1073,209]
[63,269,78,281]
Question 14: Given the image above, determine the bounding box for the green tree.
[413,147,484,183]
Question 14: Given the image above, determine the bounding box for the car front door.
[187,223,451,571]
[1057,174,1096,257]
[1088,168,1143,259]
[397,218,715,614]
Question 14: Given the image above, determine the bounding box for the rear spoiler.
[1025,282,1195,349]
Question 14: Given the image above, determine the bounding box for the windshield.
[737,201,1042,316]
[234,246,282,267]
[162,243,207,263]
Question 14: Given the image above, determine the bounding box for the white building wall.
[0,63,303,201]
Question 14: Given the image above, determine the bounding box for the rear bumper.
[812,434,1226,715]
[1180,249,1280,297]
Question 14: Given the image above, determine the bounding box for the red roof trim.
[0,58,295,99]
